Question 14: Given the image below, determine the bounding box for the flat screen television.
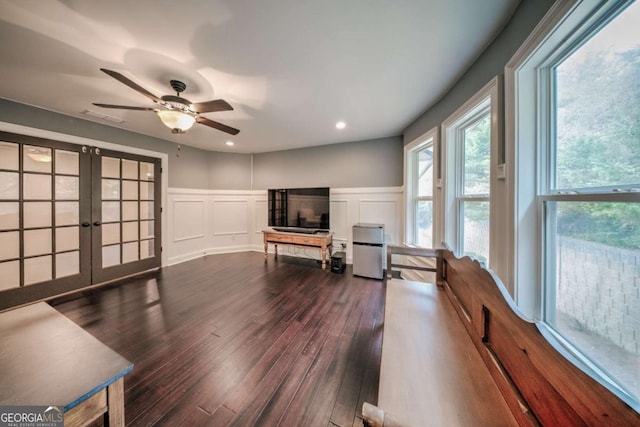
[268,187,330,232]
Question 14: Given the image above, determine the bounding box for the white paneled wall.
[167,187,403,266]
[168,189,263,265]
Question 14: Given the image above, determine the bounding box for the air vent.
[81,109,125,124]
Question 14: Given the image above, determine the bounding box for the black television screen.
[268,187,330,231]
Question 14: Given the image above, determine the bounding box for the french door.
[0,132,161,310]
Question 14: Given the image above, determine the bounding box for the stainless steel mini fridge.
[352,223,385,279]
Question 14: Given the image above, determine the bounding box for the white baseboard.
[169,244,259,266]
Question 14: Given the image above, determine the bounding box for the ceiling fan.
[93,68,239,135]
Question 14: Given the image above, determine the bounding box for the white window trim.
[505,0,639,409]
[404,127,437,246]
[441,76,502,269]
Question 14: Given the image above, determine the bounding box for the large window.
[457,112,490,263]
[405,130,435,247]
[509,0,639,408]
[443,77,499,267]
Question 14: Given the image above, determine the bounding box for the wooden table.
[0,302,133,426]
[263,229,333,270]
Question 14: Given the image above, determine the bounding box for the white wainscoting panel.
[359,200,400,245]
[329,200,349,254]
[168,187,403,266]
[255,199,268,234]
[213,200,249,236]
[173,200,205,242]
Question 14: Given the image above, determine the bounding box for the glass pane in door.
[0,142,19,169]
[55,176,79,200]
[23,146,52,172]
[102,202,120,222]
[122,159,138,179]
[122,222,138,241]
[24,202,51,228]
[56,226,79,252]
[24,174,52,200]
[122,202,138,221]
[56,251,79,278]
[0,172,19,199]
[140,181,154,200]
[102,244,120,268]
[140,220,154,239]
[0,202,19,229]
[102,223,121,246]
[24,229,52,257]
[24,255,52,285]
[0,231,19,261]
[140,162,154,181]
[55,150,79,175]
[122,242,139,263]
[0,260,19,290]
[122,180,138,199]
[102,179,120,200]
[55,202,79,226]
[102,157,120,178]
[140,239,155,259]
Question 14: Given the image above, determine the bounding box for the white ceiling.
[0,0,519,153]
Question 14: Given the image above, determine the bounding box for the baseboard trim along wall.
[168,187,403,266]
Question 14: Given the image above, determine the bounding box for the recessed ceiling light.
[336,121,346,129]
[225,141,235,146]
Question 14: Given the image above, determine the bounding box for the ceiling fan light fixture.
[157,109,196,133]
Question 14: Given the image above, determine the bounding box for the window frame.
[404,127,437,247]
[506,0,640,409]
[442,76,501,266]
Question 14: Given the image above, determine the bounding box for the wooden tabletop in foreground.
[0,302,133,411]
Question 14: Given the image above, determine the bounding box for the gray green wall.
[252,136,403,189]
[403,0,555,142]
[0,98,402,189]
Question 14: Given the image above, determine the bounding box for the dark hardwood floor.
[52,252,384,427]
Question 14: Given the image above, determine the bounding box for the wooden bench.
[362,246,640,426]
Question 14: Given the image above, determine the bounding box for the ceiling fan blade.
[92,103,155,111]
[100,68,160,103]
[191,99,234,113]
[196,116,240,135]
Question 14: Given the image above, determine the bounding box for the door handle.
[82,222,91,227]
[93,221,102,227]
